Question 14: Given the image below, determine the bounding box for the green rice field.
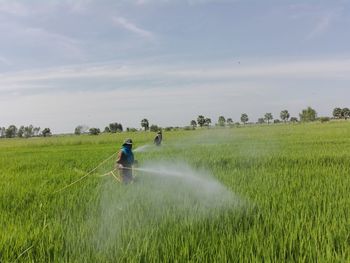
[1,122,350,262]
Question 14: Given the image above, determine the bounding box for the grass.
[0,122,350,262]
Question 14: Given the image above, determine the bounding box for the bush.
[150,125,160,132]
[290,117,298,123]
[89,128,100,135]
[257,118,265,124]
[319,117,330,123]
[183,126,193,131]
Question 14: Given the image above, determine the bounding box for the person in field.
[116,139,137,183]
[154,131,162,146]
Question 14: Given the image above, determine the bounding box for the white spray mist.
[93,161,245,252]
[133,145,152,153]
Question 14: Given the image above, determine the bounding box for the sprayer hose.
[53,152,117,193]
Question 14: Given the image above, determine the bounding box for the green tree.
[141,119,149,131]
[341,108,350,120]
[241,113,249,124]
[300,107,317,122]
[5,125,17,138]
[17,126,25,138]
[109,123,123,133]
[42,128,52,137]
[218,116,226,127]
[190,120,197,129]
[227,118,233,127]
[24,125,34,138]
[33,127,41,137]
[280,110,290,123]
[0,127,5,138]
[197,115,205,127]
[333,108,342,119]
[264,113,273,124]
[74,125,84,135]
[204,118,211,128]
[104,126,111,133]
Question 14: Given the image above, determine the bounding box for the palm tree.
[280,110,290,123]
[241,113,249,124]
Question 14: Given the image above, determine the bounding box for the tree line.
[0,125,52,139]
[189,106,349,128]
[2,107,349,138]
[76,119,161,136]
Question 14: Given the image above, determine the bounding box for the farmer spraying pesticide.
[116,139,137,183]
[154,131,162,146]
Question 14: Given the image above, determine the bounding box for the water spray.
[133,145,152,153]
[132,167,184,177]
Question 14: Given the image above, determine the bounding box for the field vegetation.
[1,121,350,262]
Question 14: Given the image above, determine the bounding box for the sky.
[0,0,350,133]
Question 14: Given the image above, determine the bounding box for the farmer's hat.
[123,138,133,145]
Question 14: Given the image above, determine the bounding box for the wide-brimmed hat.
[123,138,133,145]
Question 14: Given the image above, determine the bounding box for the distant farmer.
[154,131,162,146]
[116,139,137,183]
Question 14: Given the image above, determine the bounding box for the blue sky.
[0,0,349,133]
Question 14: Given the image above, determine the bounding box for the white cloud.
[306,12,334,40]
[2,24,85,60]
[1,78,346,133]
[133,0,235,5]
[0,82,270,133]
[112,16,154,39]
[287,4,341,40]
[24,27,81,53]
[64,0,92,13]
[0,1,29,16]
[1,58,350,91]
[167,59,350,79]
[0,0,92,16]
[0,55,10,65]
[1,57,349,133]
